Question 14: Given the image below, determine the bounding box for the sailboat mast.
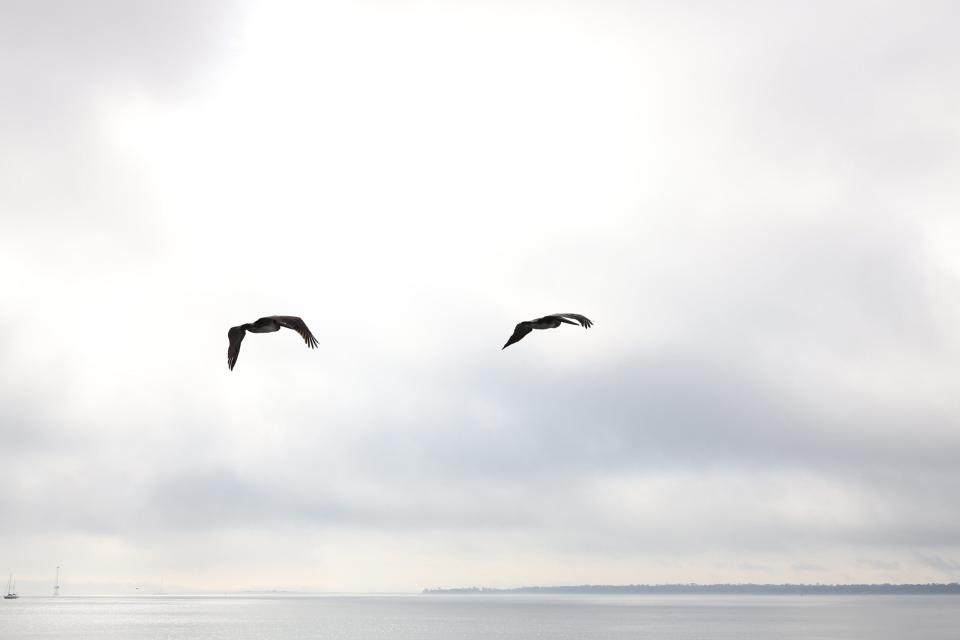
[54,566,60,596]
[4,571,18,599]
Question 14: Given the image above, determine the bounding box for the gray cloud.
[0,0,235,122]
[916,555,960,577]
[854,558,901,572]
[0,0,236,228]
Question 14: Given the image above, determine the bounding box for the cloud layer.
[2,0,960,592]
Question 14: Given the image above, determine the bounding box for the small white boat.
[4,572,18,599]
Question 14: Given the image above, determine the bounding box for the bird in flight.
[227,315,318,370]
[502,313,593,349]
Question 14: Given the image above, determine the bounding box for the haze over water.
[3,594,960,639]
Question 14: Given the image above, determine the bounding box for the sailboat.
[4,572,18,599]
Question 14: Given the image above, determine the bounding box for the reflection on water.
[1,593,959,639]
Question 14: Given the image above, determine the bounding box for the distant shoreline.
[423,583,960,595]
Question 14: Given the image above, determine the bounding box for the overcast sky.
[2,0,960,593]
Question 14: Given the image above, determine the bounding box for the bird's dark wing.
[227,325,246,371]
[502,322,533,349]
[271,316,319,348]
[555,313,593,328]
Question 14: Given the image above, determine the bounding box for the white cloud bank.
[1,0,960,592]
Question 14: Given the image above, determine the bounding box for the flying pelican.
[227,315,318,370]
[502,313,593,349]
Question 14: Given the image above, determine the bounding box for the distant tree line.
[423,583,960,595]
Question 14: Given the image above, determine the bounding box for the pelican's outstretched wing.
[502,322,533,349]
[227,326,246,371]
[272,316,319,348]
[556,313,593,328]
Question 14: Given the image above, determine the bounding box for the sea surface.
[1,593,959,639]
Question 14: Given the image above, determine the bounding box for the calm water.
[1,594,958,639]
